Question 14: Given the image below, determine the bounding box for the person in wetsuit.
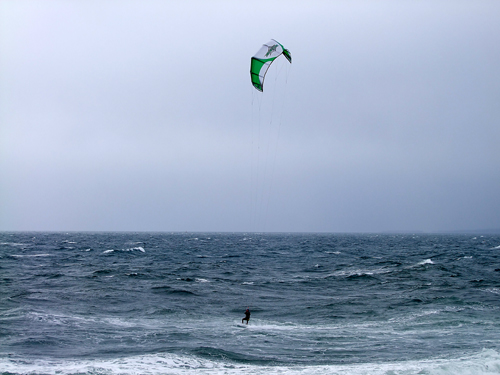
[242,308,250,324]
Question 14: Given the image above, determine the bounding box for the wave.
[10,253,52,258]
[0,242,30,247]
[151,286,197,296]
[92,269,113,275]
[21,311,171,331]
[102,247,145,254]
[418,259,434,265]
[324,267,394,279]
[1,349,499,375]
[402,259,434,270]
[485,288,500,295]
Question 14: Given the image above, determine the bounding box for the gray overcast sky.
[1,0,499,233]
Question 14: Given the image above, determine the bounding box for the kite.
[250,39,292,92]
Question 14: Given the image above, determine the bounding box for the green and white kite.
[250,39,292,92]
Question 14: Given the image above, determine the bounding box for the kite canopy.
[250,39,292,92]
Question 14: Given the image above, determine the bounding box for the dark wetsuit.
[242,309,250,324]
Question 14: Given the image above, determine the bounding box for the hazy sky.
[1,0,499,233]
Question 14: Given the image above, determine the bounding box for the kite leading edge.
[250,39,292,92]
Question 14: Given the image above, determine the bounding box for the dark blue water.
[1,232,500,374]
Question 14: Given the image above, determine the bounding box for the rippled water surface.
[1,232,500,374]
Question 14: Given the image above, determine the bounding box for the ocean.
[1,232,500,374]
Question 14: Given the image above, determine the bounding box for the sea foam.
[2,349,499,375]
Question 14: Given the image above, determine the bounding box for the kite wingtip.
[283,49,292,63]
[253,83,264,92]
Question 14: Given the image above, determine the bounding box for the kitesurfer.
[242,308,250,324]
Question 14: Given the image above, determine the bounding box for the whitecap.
[120,247,145,252]
[1,242,28,247]
[102,247,145,254]
[418,259,434,265]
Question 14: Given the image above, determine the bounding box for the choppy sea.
[1,232,500,374]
